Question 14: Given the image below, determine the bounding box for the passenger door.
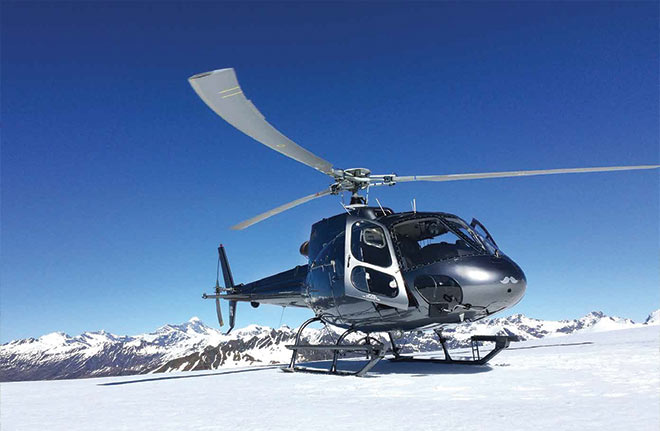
[344,217,408,310]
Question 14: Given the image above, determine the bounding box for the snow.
[2,326,658,431]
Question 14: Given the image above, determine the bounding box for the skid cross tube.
[287,316,322,369]
[388,332,402,358]
[330,327,359,372]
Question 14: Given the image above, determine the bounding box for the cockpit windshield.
[443,217,488,251]
[392,216,485,268]
[470,218,499,255]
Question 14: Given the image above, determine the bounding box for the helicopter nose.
[458,256,526,312]
[500,266,526,308]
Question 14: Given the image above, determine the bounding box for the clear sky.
[1,2,658,342]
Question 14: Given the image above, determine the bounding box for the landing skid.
[283,319,518,377]
[282,344,383,377]
[389,329,518,365]
[284,317,386,377]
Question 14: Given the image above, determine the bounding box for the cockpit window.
[471,218,498,255]
[392,217,483,268]
[443,217,485,250]
[351,221,392,267]
[361,227,386,249]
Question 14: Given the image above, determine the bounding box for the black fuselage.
[228,207,526,332]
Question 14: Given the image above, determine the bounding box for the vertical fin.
[218,244,237,334]
[218,244,235,289]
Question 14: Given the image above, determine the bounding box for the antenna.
[412,198,417,213]
[375,197,385,214]
[278,306,286,327]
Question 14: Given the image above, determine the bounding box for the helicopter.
[189,68,659,376]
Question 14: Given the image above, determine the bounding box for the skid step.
[389,332,519,366]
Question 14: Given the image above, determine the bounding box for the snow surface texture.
[1,326,658,431]
[1,310,658,381]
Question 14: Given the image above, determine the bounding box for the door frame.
[344,216,408,310]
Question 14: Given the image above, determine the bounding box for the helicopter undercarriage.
[387,329,519,366]
[282,317,519,377]
[283,317,386,377]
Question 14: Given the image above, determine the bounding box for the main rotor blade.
[231,189,333,230]
[393,165,660,183]
[189,68,335,176]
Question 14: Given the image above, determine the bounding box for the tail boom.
[225,265,309,308]
[204,245,309,332]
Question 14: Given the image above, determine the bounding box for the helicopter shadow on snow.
[98,358,491,386]
[97,365,285,386]
[297,358,493,377]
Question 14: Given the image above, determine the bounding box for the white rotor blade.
[189,68,335,176]
[393,165,660,183]
[231,189,333,230]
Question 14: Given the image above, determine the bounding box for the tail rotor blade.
[215,297,224,327]
[214,246,224,327]
[225,300,237,335]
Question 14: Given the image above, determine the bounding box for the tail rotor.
[203,244,238,334]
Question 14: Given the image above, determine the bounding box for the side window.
[351,221,392,267]
[351,267,398,298]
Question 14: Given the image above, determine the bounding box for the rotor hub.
[343,167,371,178]
[331,167,374,193]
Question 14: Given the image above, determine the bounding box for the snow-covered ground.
[2,325,658,431]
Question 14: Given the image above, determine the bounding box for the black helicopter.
[189,68,658,376]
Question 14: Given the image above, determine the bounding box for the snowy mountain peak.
[235,324,276,335]
[181,317,214,333]
[39,332,72,345]
[645,309,660,325]
[153,318,215,336]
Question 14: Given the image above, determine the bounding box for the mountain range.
[2,310,658,382]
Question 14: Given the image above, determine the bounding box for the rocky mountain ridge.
[2,310,657,381]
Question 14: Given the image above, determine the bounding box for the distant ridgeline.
[1,310,658,382]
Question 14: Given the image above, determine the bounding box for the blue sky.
[1,2,658,342]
